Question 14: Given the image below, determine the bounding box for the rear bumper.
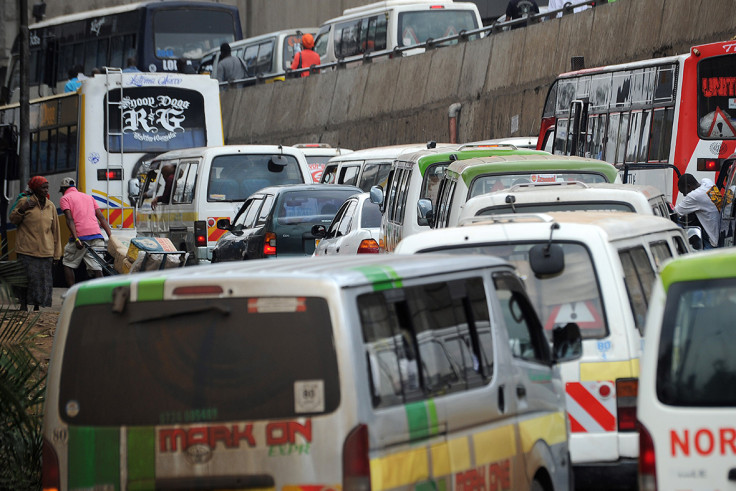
[573,459,637,490]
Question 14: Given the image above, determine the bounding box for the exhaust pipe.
[448,103,462,144]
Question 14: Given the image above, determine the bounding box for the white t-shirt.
[674,178,721,247]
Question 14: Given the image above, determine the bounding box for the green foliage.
[0,258,44,490]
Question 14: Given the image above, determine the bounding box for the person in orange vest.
[291,33,320,78]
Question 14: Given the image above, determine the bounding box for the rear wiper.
[129,305,231,324]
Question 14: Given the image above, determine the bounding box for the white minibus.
[43,254,580,491]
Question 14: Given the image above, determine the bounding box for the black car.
[212,184,361,261]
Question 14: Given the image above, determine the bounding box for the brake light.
[343,424,370,491]
[357,239,380,254]
[42,437,60,491]
[429,5,446,8]
[697,158,720,171]
[263,232,276,256]
[616,378,638,432]
[195,220,207,247]
[97,168,123,180]
[638,421,657,491]
[173,285,223,296]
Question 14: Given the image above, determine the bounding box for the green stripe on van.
[405,400,440,440]
[661,250,736,290]
[127,427,156,490]
[137,277,165,301]
[75,280,131,306]
[352,265,403,291]
[68,426,120,490]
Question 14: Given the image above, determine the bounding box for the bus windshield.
[697,54,736,139]
[153,8,237,60]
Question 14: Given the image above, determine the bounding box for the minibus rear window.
[656,278,736,407]
[59,297,339,425]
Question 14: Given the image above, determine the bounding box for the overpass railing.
[219,0,606,89]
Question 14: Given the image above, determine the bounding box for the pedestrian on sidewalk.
[9,176,62,311]
[59,177,113,286]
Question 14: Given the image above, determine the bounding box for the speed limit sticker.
[294,380,325,413]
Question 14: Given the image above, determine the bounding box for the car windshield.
[657,278,736,407]
[424,242,608,339]
[59,297,339,425]
[208,154,304,202]
[469,172,609,198]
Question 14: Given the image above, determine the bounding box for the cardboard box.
[125,237,177,262]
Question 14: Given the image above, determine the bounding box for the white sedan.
[312,192,381,255]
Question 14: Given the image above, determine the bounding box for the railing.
[218,0,606,89]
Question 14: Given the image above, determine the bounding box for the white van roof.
[198,27,318,61]
[326,143,457,163]
[396,211,683,252]
[71,254,510,293]
[342,0,458,17]
[461,182,664,216]
[151,144,306,162]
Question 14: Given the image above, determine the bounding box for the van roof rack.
[458,213,556,227]
[457,143,518,151]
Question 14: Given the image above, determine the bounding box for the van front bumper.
[573,459,637,490]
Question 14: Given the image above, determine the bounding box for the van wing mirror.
[529,243,565,278]
[369,185,384,206]
[552,322,583,362]
[416,198,434,227]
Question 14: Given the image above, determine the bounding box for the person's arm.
[291,52,301,71]
[674,193,700,216]
[95,208,113,239]
[10,197,36,225]
[64,209,83,249]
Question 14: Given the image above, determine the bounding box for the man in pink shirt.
[59,177,113,286]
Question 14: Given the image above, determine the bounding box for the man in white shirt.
[675,174,722,249]
[548,0,590,17]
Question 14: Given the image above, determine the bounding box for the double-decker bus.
[0,71,223,257]
[2,1,242,104]
[537,39,736,201]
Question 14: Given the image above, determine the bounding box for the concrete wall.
[221,0,736,150]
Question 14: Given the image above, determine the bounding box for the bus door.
[566,99,589,157]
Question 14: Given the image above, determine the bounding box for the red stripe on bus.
[566,383,616,432]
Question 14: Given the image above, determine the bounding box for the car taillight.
[42,437,60,491]
[343,424,370,491]
[616,378,638,432]
[195,220,207,247]
[638,420,657,491]
[357,239,380,254]
[263,232,276,256]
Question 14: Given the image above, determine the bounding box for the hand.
[151,197,158,210]
[74,238,83,250]
[24,199,37,211]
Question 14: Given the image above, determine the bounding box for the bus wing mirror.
[529,243,565,278]
[417,198,433,226]
[552,322,582,362]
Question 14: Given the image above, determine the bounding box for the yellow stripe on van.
[371,447,429,491]
[472,424,516,465]
[429,437,471,477]
[579,359,639,381]
[519,412,567,453]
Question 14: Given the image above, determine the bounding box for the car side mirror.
[217,218,232,230]
[552,322,583,362]
[529,243,565,278]
[370,185,384,207]
[311,224,327,238]
[417,198,433,227]
[128,178,140,199]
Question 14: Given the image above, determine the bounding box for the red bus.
[537,39,736,201]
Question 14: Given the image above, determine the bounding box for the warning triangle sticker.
[706,106,736,138]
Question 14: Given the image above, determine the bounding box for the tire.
[531,479,546,491]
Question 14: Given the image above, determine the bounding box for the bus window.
[616,112,630,164]
[153,9,237,60]
[605,113,620,162]
[697,54,736,139]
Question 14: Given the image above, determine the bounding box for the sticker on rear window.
[294,380,324,413]
[248,297,306,313]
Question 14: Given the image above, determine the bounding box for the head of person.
[301,33,314,50]
[678,173,700,196]
[126,57,136,68]
[220,43,232,58]
[28,176,49,199]
[59,177,76,194]
[161,164,176,178]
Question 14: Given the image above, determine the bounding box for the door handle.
[498,385,505,413]
[516,385,527,398]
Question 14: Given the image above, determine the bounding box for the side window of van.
[335,15,387,59]
[396,169,412,224]
[493,272,549,363]
[435,178,456,228]
[619,246,656,334]
[360,161,391,190]
[339,165,359,186]
[336,20,359,58]
[358,277,492,408]
[673,235,689,255]
[243,45,259,74]
[256,40,274,75]
[422,163,448,204]
[321,163,337,184]
[314,25,330,59]
[649,240,673,271]
[172,161,198,204]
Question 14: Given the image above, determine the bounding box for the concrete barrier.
[222,0,735,150]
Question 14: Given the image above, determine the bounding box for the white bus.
[0,71,223,257]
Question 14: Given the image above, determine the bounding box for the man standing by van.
[291,33,320,78]
[675,173,722,248]
[217,43,248,87]
[59,177,113,286]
